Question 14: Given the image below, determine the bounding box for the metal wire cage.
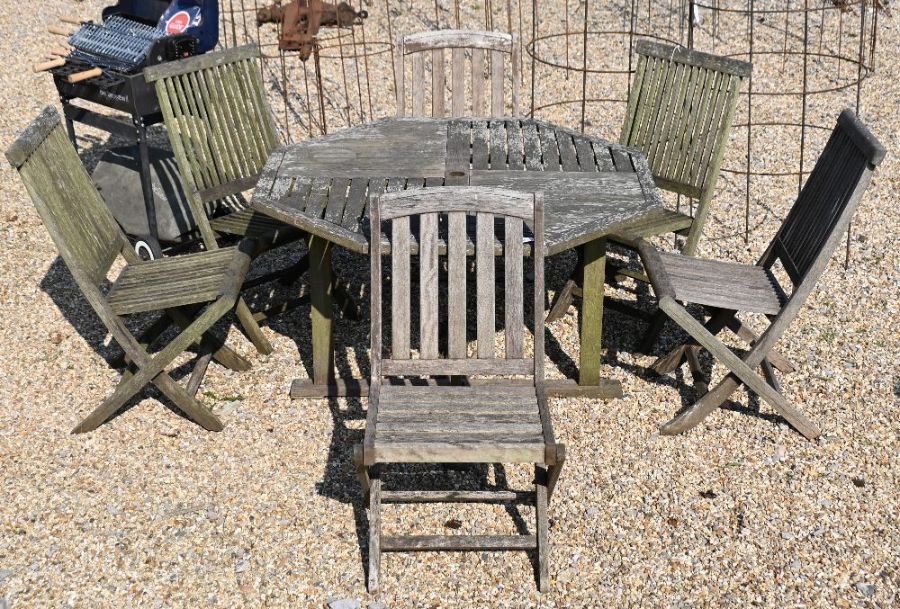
[217,0,881,264]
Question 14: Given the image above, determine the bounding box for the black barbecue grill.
[49,3,204,258]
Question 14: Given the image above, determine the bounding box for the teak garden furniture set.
[9,32,886,592]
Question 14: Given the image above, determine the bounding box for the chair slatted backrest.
[6,107,126,288]
[145,45,280,246]
[371,187,543,382]
[621,41,750,254]
[622,40,750,197]
[396,30,519,118]
[764,109,886,289]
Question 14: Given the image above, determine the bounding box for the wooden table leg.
[579,238,605,386]
[309,236,334,385]
[290,237,371,399]
[546,237,622,399]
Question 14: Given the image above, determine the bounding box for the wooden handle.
[48,25,74,36]
[50,47,71,57]
[59,15,83,25]
[67,68,102,83]
[33,58,66,72]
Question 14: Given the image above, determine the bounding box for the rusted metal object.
[257,0,367,60]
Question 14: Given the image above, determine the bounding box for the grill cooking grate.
[69,15,164,70]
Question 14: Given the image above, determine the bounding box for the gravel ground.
[0,1,897,608]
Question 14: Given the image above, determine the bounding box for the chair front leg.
[545,445,566,500]
[72,300,230,433]
[151,369,223,431]
[659,373,742,435]
[165,306,251,372]
[651,306,736,374]
[367,476,382,593]
[535,468,550,593]
[658,296,821,439]
[725,316,796,374]
[235,297,273,354]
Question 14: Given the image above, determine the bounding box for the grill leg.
[61,97,78,150]
[134,117,159,245]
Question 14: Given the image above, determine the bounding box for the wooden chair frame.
[7,107,256,432]
[617,40,751,256]
[354,187,564,592]
[546,41,750,324]
[145,45,315,356]
[395,29,520,118]
[636,109,886,439]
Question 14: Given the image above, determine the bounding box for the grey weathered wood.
[382,535,537,551]
[472,48,485,115]
[521,120,543,170]
[491,50,505,116]
[397,30,518,118]
[149,45,308,355]
[391,214,411,359]
[411,52,425,116]
[469,170,656,255]
[372,442,546,464]
[6,108,256,433]
[505,216,524,358]
[357,185,562,591]
[340,177,370,230]
[634,39,752,77]
[489,119,507,168]
[277,119,448,178]
[419,211,439,358]
[368,477,381,592]
[506,120,525,170]
[537,122,561,170]
[617,41,750,257]
[447,210,467,358]
[382,358,533,377]
[252,117,664,406]
[451,47,465,116]
[639,110,885,440]
[536,476,549,592]
[381,490,533,503]
[402,29,515,53]
[380,384,538,396]
[476,211,495,358]
[432,48,445,116]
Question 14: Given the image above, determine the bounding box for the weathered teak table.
[252,117,665,399]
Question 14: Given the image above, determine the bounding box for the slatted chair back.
[395,30,520,118]
[6,107,127,288]
[371,187,543,383]
[145,45,280,247]
[621,40,751,254]
[762,108,886,294]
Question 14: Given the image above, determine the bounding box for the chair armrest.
[633,238,675,300]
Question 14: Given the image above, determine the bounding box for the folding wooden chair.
[145,45,317,356]
[7,106,256,433]
[395,29,520,117]
[354,187,565,592]
[547,41,750,322]
[636,109,886,439]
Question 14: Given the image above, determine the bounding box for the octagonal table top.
[252,117,664,256]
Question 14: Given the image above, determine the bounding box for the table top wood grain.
[252,117,664,256]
